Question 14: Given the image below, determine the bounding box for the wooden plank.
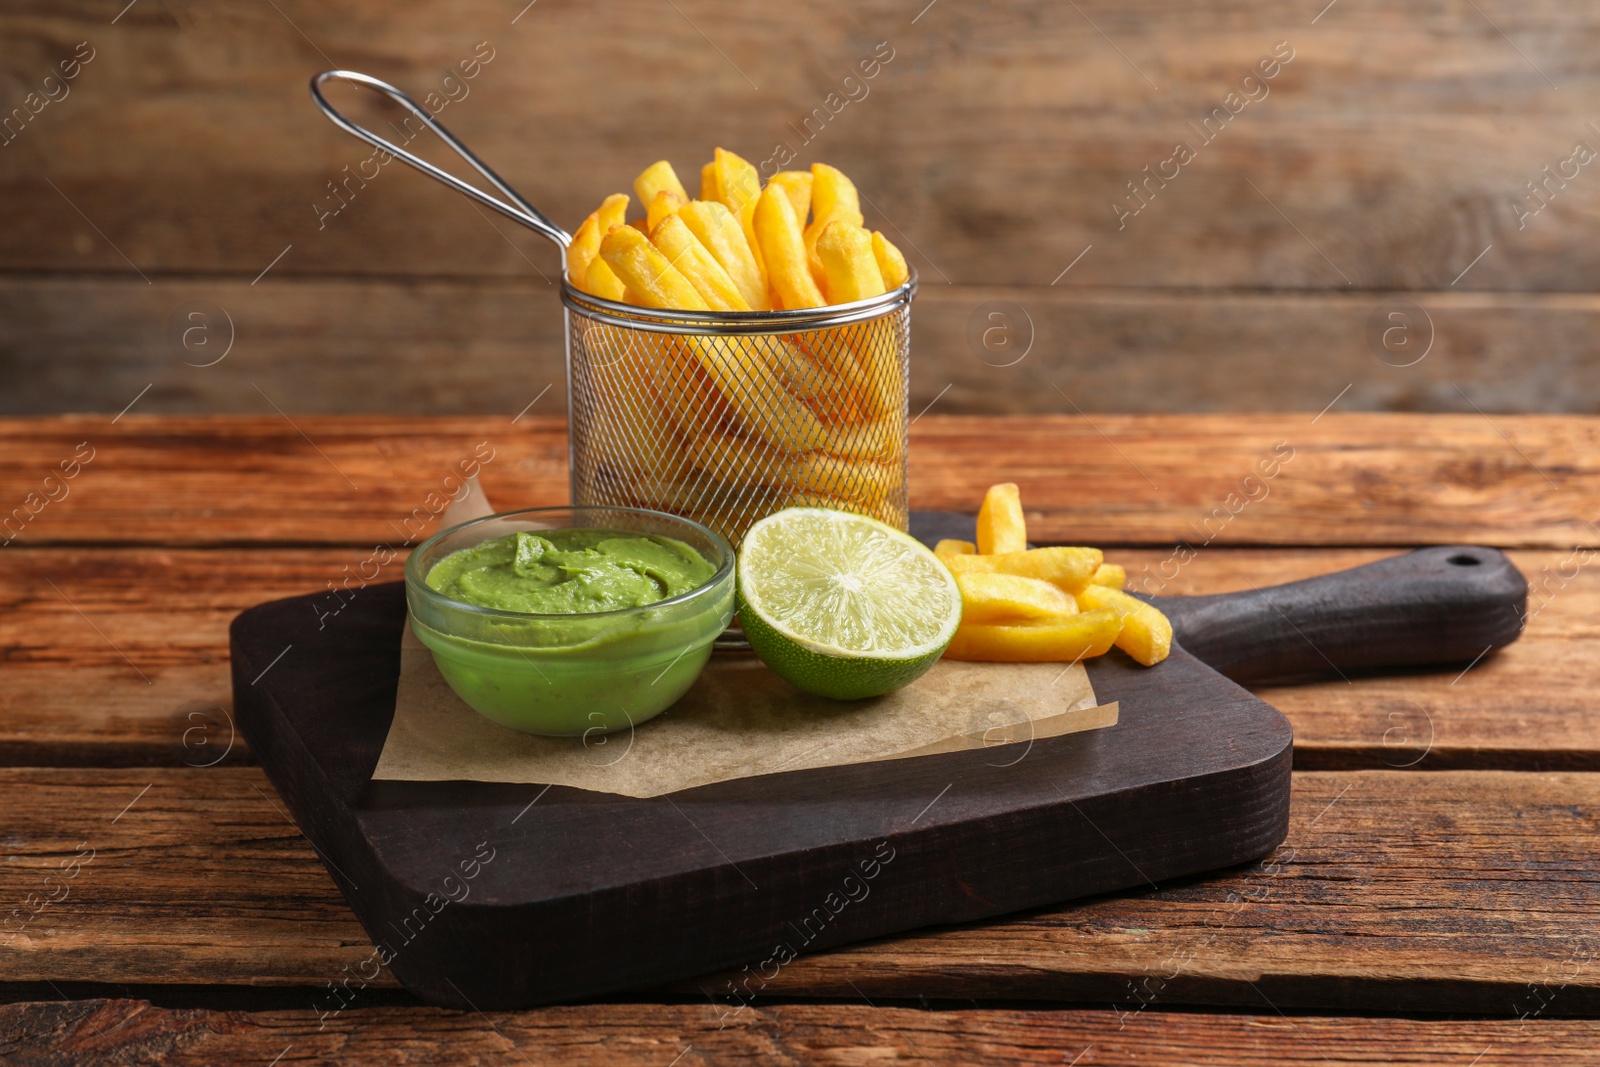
[3,767,1600,1017]
[4,1,1599,290]
[9,278,1600,418]
[1,414,1596,548]
[1,546,1594,769]
[2,999,1595,1066]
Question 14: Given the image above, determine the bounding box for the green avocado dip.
[424,528,716,615]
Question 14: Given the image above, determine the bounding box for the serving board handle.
[1151,546,1528,684]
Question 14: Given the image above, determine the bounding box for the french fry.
[810,162,864,226]
[699,160,720,201]
[697,347,829,452]
[976,482,1027,554]
[1076,585,1172,666]
[872,231,910,289]
[759,335,864,420]
[944,608,1122,663]
[652,337,733,441]
[805,163,866,285]
[634,160,689,210]
[1091,563,1127,588]
[936,545,1101,588]
[647,190,686,233]
[940,552,993,574]
[754,184,825,310]
[649,214,749,312]
[935,539,975,558]
[567,212,602,290]
[816,221,887,304]
[768,170,814,225]
[678,200,769,311]
[956,572,1079,623]
[713,148,762,217]
[687,429,890,490]
[596,193,629,237]
[599,225,706,310]
[712,148,768,294]
[997,547,1102,591]
[583,254,627,301]
[581,193,632,297]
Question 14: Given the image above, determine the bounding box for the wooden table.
[3,413,1599,1064]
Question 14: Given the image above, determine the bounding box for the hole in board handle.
[1447,554,1482,566]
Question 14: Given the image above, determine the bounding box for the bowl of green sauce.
[405,506,735,737]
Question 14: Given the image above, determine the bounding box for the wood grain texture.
[2,414,1598,548]
[0,545,1590,769]
[2,0,1597,291]
[10,279,1600,417]
[3,767,1599,1018]
[2,999,1596,1066]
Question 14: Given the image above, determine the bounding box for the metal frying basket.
[311,71,913,545]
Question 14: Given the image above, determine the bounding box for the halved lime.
[736,507,962,700]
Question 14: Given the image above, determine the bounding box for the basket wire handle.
[309,70,571,253]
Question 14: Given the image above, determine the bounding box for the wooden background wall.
[2,0,1596,417]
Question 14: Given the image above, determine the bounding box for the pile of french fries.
[567,150,909,310]
[938,484,1173,666]
[565,151,912,542]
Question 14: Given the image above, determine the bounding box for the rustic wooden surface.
[5,1000,1599,1067]
[6,766,1600,1017]
[3,413,1598,1061]
[4,0,1598,414]
[6,413,1598,547]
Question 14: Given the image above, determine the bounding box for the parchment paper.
[370,479,1117,797]
[374,628,1116,797]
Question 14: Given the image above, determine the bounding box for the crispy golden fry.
[599,225,706,310]
[687,430,899,503]
[976,482,1027,554]
[633,160,689,210]
[647,190,686,233]
[768,170,813,224]
[937,545,1101,588]
[810,162,863,225]
[1000,547,1102,590]
[759,335,862,419]
[872,231,910,289]
[956,572,1079,623]
[649,214,750,312]
[567,212,602,290]
[1091,563,1127,588]
[1076,585,1172,666]
[584,254,627,301]
[713,148,762,217]
[700,160,720,202]
[944,608,1122,663]
[651,337,732,440]
[712,148,769,294]
[755,185,825,310]
[935,539,976,558]
[689,338,829,452]
[816,221,887,304]
[596,193,629,237]
[567,194,630,297]
[678,200,769,311]
[805,163,866,284]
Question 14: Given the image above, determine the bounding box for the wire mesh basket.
[310,69,914,546]
[563,284,912,546]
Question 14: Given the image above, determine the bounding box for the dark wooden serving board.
[231,513,1526,1010]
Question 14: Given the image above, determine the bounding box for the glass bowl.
[404,506,735,737]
